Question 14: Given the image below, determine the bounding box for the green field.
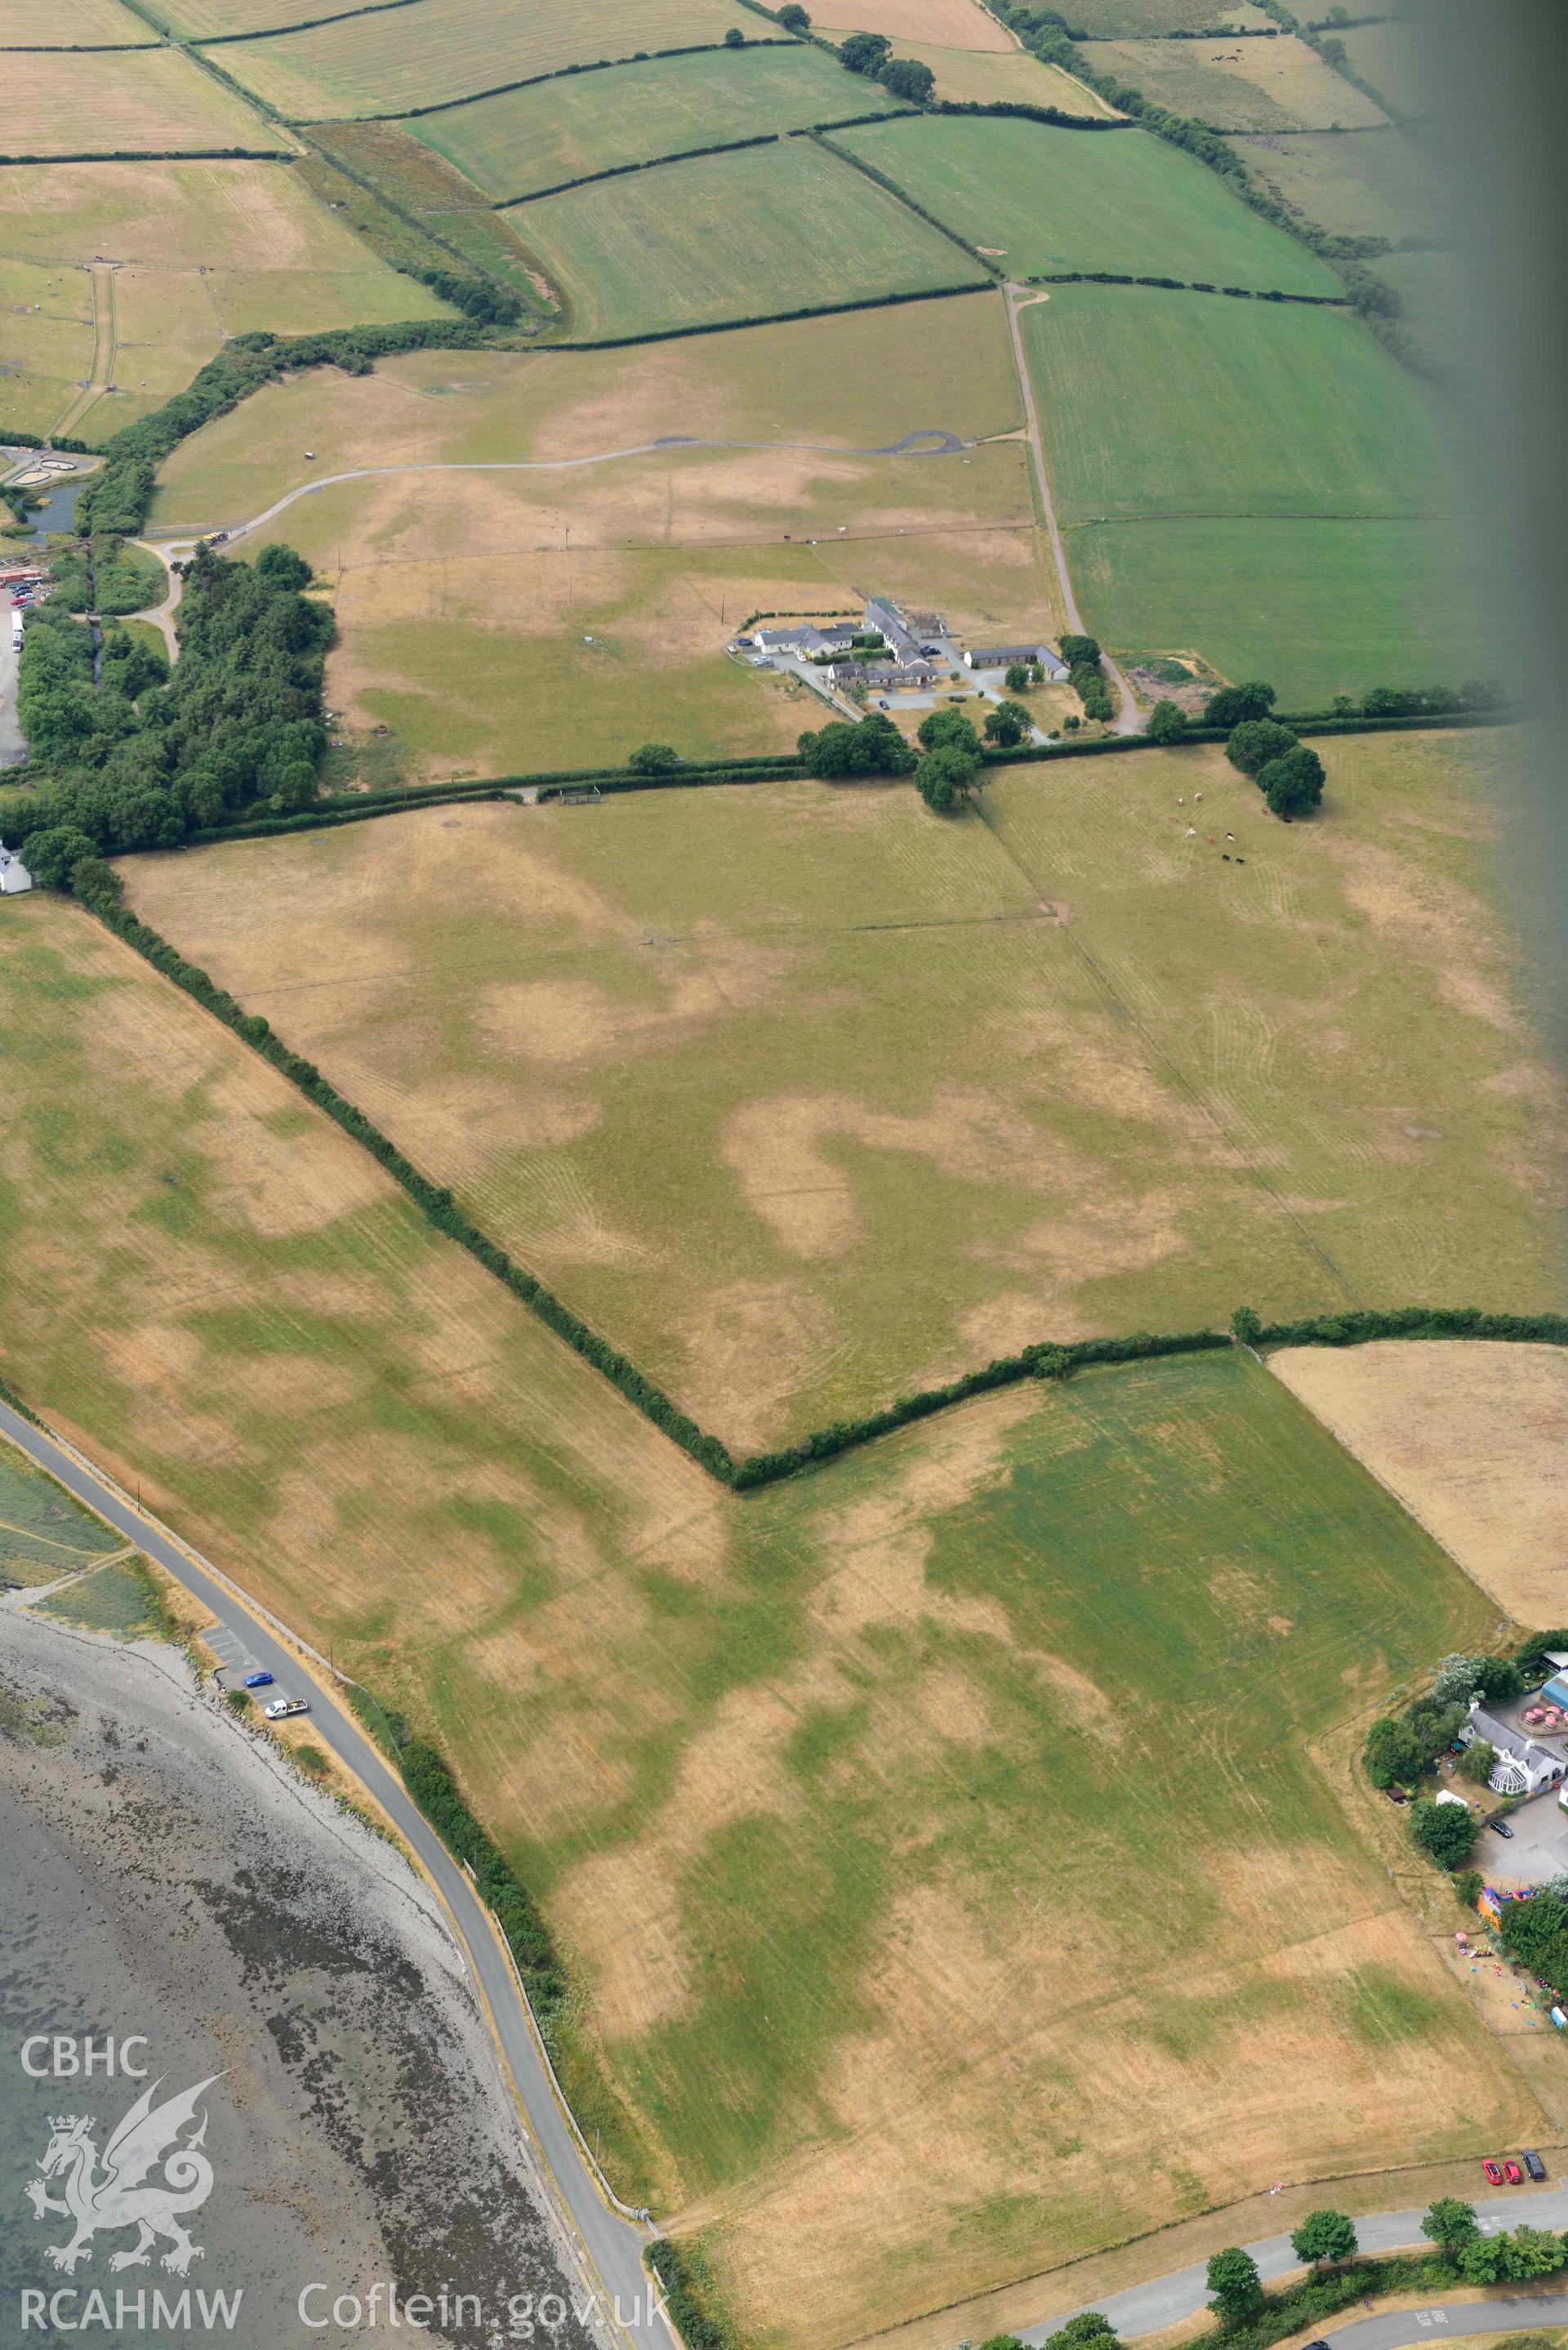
[509,139,987,339]
[31,1556,163,1637]
[1021,279,1477,693]
[0,902,1533,2344]
[1234,125,1450,243]
[0,1436,122,1588]
[410,43,899,201]
[1376,247,1466,373]
[1025,281,1456,523]
[1071,515,1489,707]
[833,114,1339,293]
[1337,20,1432,118]
[216,0,766,121]
[122,725,1560,1451]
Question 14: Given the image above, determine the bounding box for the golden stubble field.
[1271,1341,1568,1625]
[120,729,1568,1456]
[5,49,293,155]
[0,895,1542,2350]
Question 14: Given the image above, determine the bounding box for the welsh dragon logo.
[24,2076,219,2276]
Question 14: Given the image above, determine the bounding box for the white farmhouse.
[0,841,33,895]
[1460,1697,1566,1797]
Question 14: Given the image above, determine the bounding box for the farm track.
[1004,281,1141,733]
[48,260,116,443]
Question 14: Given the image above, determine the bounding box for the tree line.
[12,542,329,882]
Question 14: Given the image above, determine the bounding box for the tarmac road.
[1288,2298,1568,2350]
[1031,2197,1568,2343]
[0,1395,671,2350]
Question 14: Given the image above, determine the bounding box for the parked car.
[263,1697,308,1720]
[1505,2160,1524,2183]
[1386,1788,1407,1804]
[1483,2160,1505,2186]
[1491,1817,1515,1839]
[242,1670,274,1688]
[1524,2150,1548,2181]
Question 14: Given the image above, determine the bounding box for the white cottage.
[1462,1697,1566,1797]
[0,841,32,894]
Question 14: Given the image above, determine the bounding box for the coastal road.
[0,1395,671,2350]
[1031,2196,1568,2344]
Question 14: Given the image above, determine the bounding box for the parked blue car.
[243,1670,274,1689]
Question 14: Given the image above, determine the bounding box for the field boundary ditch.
[63,893,1568,1494]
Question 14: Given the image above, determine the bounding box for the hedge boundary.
[312,35,802,127]
[0,145,293,164]
[497,128,785,208]
[63,891,1568,1494]
[395,1735,567,2028]
[195,0,422,42]
[811,127,999,276]
[644,2241,733,2350]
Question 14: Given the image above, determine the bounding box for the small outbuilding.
[0,841,33,894]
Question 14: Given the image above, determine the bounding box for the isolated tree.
[1459,1739,1497,1785]
[1362,1715,1426,1789]
[1225,717,1297,777]
[1498,1878,1568,1990]
[983,705,1025,747]
[1030,660,1045,684]
[1231,1305,1263,1344]
[1204,680,1276,728]
[1290,2210,1357,2267]
[798,714,914,778]
[917,746,980,812]
[1258,743,1325,818]
[1432,1652,1485,1703]
[1205,2249,1263,2325]
[628,742,681,774]
[16,823,97,890]
[1421,2199,1480,2260]
[1004,661,1030,693]
[724,21,744,39]
[839,29,890,69]
[878,53,935,100]
[1410,1797,1478,1871]
[777,1,811,26]
[917,707,982,757]
[1454,1866,1483,1911]
[1143,699,1187,745]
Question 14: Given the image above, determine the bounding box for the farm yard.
[0,888,1535,2350]
[506,140,988,341]
[831,115,1340,293]
[3,47,292,155]
[1077,33,1389,133]
[407,46,902,203]
[1021,281,1477,699]
[215,0,765,121]
[118,727,1565,1452]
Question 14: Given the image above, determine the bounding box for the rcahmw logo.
[17,2036,243,2334]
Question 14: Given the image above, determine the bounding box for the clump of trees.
[980,2316,1120,2350]
[1058,631,1113,722]
[1423,2197,1568,2285]
[915,706,982,810]
[1498,1877,1568,1998]
[399,265,521,327]
[837,30,936,102]
[797,711,915,778]
[982,698,1032,748]
[1220,702,1325,817]
[1204,680,1276,729]
[777,2,810,25]
[16,541,331,880]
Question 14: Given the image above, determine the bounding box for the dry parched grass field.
[216,0,765,121]
[1271,1343,1568,1628]
[0,0,151,44]
[3,48,293,154]
[0,894,1535,2350]
[816,0,1015,50]
[1077,33,1388,132]
[121,729,1567,1456]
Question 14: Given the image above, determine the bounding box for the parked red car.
[1504,2160,1524,2185]
[1483,2160,1505,2185]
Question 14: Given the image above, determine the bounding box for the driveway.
[0,627,22,766]
[1478,1787,1568,1885]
